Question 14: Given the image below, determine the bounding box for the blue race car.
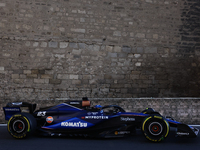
[3,97,199,142]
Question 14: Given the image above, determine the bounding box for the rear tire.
[7,113,36,139]
[142,115,169,142]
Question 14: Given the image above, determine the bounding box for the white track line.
[0,124,7,126]
[189,125,200,127]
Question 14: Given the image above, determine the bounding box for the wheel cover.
[148,122,163,136]
[13,120,25,133]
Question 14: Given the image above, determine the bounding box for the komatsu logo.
[61,122,87,127]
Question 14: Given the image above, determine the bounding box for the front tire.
[7,113,36,139]
[142,115,169,142]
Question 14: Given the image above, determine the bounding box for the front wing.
[176,124,199,138]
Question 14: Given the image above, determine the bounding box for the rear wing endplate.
[3,102,36,120]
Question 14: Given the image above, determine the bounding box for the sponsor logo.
[120,117,135,121]
[177,132,189,136]
[4,108,20,111]
[87,112,92,115]
[70,102,80,105]
[115,131,130,135]
[12,102,22,106]
[87,112,98,115]
[46,116,53,124]
[61,121,87,127]
[85,116,108,119]
[37,111,46,116]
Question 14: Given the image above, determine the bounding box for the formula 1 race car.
[3,97,199,142]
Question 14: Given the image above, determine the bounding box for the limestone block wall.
[0,0,200,100]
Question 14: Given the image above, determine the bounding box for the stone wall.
[0,0,200,100]
[0,0,200,122]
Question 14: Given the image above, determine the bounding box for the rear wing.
[3,102,36,120]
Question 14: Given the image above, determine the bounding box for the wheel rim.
[13,120,25,133]
[148,122,163,136]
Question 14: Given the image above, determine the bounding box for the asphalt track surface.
[0,126,200,150]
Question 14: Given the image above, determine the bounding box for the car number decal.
[37,111,46,116]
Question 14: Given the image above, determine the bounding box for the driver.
[94,105,102,109]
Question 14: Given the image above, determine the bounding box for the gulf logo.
[46,116,53,124]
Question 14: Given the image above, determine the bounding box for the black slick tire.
[142,115,169,142]
[7,113,36,139]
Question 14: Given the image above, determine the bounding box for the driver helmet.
[94,105,102,109]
